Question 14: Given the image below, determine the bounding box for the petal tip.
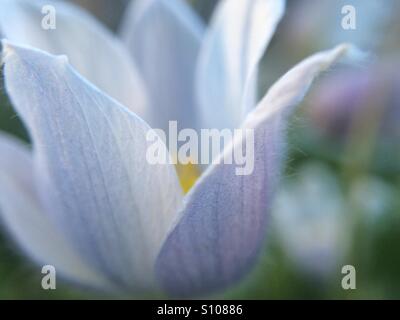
[333,43,368,64]
[334,43,354,58]
[1,41,70,73]
[55,54,69,65]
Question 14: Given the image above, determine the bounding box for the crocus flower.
[0,0,356,297]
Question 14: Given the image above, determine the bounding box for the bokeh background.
[0,0,399,299]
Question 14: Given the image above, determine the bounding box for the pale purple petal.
[156,44,356,297]
[0,131,109,289]
[119,0,204,133]
[2,41,183,292]
[0,0,148,118]
[196,0,286,131]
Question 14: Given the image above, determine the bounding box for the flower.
[0,0,356,297]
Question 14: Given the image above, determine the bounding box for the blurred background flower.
[288,60,400,183]
[307,65,398,142]
[0,0,399,299]
[272,163,350,279]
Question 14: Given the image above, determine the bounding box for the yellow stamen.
[175,161,201,194]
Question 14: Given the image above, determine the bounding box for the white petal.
[2,42,183,292]
[0,131,109,289]
[196,0,286,131]
[156,44,356,296]
[0,0,148,118]
[119,0,204,133]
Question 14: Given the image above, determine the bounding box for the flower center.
[175,161,201,194]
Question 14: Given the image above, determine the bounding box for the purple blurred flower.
[306,61,400,144]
